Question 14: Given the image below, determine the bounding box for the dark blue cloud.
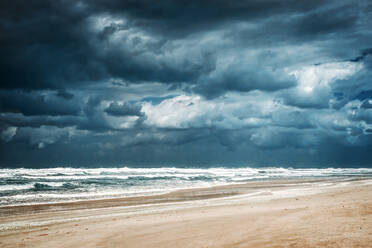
[0,0,372,167]
[104,102,142,117]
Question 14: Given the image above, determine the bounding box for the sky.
[0,0,372,168]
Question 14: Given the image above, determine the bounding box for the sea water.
[1,167,371,206]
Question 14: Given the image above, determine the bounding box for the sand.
[0,178,371,248]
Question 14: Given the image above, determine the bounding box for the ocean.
[1,167,371,206]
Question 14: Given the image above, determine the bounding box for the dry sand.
[0,178,371,248]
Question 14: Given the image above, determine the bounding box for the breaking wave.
[0,167,371,206]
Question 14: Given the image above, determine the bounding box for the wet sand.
[0,178,371,247]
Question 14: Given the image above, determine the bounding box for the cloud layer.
[1,0,372,167]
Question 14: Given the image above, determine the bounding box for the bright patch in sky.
[290,62,363,94]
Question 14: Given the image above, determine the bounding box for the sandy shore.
[0,178,371,248]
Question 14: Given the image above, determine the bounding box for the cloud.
[104,102,142,117]
[142,93,275,129]
[1,0,372,166]
[250,127,320,149]
[193,53,296,98]
[0,91,82,116]
[1,0,368,91]
[280,61,363,108]
[56,90,74,100]
[1,126,17,142]
[12,125,76,149]
[361,100,372,109]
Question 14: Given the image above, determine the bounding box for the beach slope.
[0,179,371,248]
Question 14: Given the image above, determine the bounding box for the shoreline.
[2,167,371,208]
[0,176,364,214]
[0,177,371,247]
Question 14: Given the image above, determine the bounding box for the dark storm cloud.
[0,0,218,90]
[193,56,296,98]
[104,102,142,117]
[229,2,362,46]
[0,1,98,89]
[88,0,350,39]
[331,53,372,105]
[361,100,372,109]
[56,90,74,100]
[1,0,372,167]
[0,93,116,132]
[1,0,368,91]
[0,91,81,116]
[0,113,79,130]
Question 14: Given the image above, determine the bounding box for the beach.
[0,178,371,248]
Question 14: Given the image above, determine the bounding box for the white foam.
[1,167,371,206]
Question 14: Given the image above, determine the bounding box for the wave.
[1,167,372,206]
[32,182,78,191]
[0,183,35,192]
